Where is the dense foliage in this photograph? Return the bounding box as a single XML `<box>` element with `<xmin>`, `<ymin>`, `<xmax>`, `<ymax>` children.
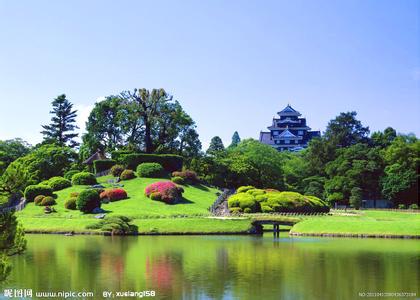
<box><xmin>110</xmin><ymin>164</ymin><xmax>125</xmax><ymax>177</ymax></box>
<box><xmin>82</xmin><ymin>89</ymin><xmax>201</xmax><ymax>156</ymax></box>
<box><xmin>64</xmin><ymin>197</ymin><xmax>77</xmax><ymax>210</ymax></box>
<box><xmin>71</xmin><ymin>172</ymin><xmax>97</xmax><ymax>185</ymax></box>
<box><xmin>47</xmin><ymin>176</ymin><xmax>71</xmax><ymax>191</ymax></box>
<box><xmin>76</xmin><ymin>189</ymin><xmax>101</xmax><ymax>213</ymax></box>
<box><xmin>24</xmin><ymin>185</ymin><xmax>53</xmax><ymax>202</ymax></box>
<box><xmin>136</xmin><ymin>163</ymin><xmax>165</xmax><ymax>178</ymax></box>
<box><xmin>228</xmin><ymin>187</ymin><xmax>330</xmax><ymax>213</ymax></box>
<box><xmin>0</xmin><ymin>139</ymin><xmax>31</xmax><ymax>175</ymax></box>
<box><xmin>144</xmin><ymin>181</ymin><xmax>184</xmax><ymax>204</ymax></box>
<box><xmin>86</xmin><ymin>215</ymin><xmax>137</xmax><ymax>234</ymax></box>
<box><xmin>171</xmin><ymin>170</ymin><xmax>199</xmax><ymax>184</ymax></box>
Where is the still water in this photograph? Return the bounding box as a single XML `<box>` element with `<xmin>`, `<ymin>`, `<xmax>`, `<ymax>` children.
<box><xmin>1</xmin><ymin>234</ymin><xmax>419</xmax><ymax>300</ymax></box>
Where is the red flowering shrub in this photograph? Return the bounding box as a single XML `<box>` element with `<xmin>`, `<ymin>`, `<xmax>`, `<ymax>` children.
<box><xmin>144</xmin><ymin>181</ymin><xmax>183</xmax><ymax>204</ymax></box>
<box><xmin>171</xmin><ymin>170</ymin><xmax>199</xmax><ymax>184</ymax></box>
<box><xmin>100</xmin><ymin>188</ymin><xmax>128</xmax><ymax>201</ymax></box>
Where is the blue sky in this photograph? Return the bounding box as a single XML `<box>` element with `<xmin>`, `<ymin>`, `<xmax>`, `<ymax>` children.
<box><xmin>0</xmin><ymin>0</ymin><xmax>419</xmax><ymax>149</ymax></box>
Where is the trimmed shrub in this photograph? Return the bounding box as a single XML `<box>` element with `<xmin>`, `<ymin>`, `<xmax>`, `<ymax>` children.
<box><xmin>409</xmin><ymin>204</ymin><xmax>419</xmax><ymax>210</ymax></box>
<box><xmin>237</xmin><ymin>186</ymin><xmax>255</xmax><ymax>193</ymax></box>
<box><xmin>86</xmin><ymin>215</ymin><xmax>137</xmax><ymax>234</ymax></box>
<box><xmin>229</xmin><ymin>186</ymin><xmax>330</xmax><ymax>214</ymax></box>
<box><xmin>171</xmin><ymin>170</ymin><xmax>198</xmax><ymax>184</ymax></box>
<box><xmin>120</xmin><ymin>169</ymin><xmax>136</xmax><ymax>181</ymax></box>
<box><xmin>144</xmin><ymin>181</ymin><xmax>184</xmax><ymax>204</ymax></box>
<box><xmin>76</xmin><ymin>189</ymin><xmax>101</xmax><ymax>213</ymax></box>
<box><xmin>171</xmin><ymin>176</ymin><xmax>185</xmax><ymax>185</ymax></box>
<box><xmin>34</xmin><ymin>195</ymin><xmax>45</xmax><ymax>206</ymax></box>
<box><xmin>230</xmin><ymin>207</ymin><xmax>242</xmax><ymax>215</ymax></box>
<box><xmin>398</xmin><ymin>204</ymin><xmax>406</xmax><ymax>209</ymax></box>
<box><xmin>40</xmin><ymin>196</ymin><xmax>56</xmax><ymax>206</ymax></box>
<box><xmin>93</xmin><ymin>159</ymin><xmax>116</xmax><ymax>174</ymax></box>
<box><xmin>64</xmin><ymin>170</ymin><xmax>80</xmax><ymax>181</ymax></box>
<box><xmin>228</xmin><ymin>193</ymin><xmax>259</xmax><ymax>213</ymax></box>
<box><xmin>111</xmin><ymin>150</ymin><xmax>135</xmax><ymax>162</ymax></box>
<box><xmin>137</xmin><ymin>163</ymin><xmax>165</xmax><ymax>178</ymax></box>
<box><xmin>70</xmin><ymin>192</ymin><xmax>79</xmax><ymax>198</ymax></box>
<box><xmin>48</xmin><ymin>176</ymin><xmax>71</xmax><ymax>191</ymax></box>
<box><xmin>110</xmin><ymin>164</ymin><xmax>125</xmax><ymax>177</ymax></box>
<box><xmin>71</xmin><ymin>172</ymin><xmax>97</xmax><ymax>185</ymax></box>
<box><xmin>99</xmin><ymin>188</ymin><xmax>128</xmax><ymax>202</ymax></box>
<box><xmin>64</xmin><ymin>197</ymin><xmax>77</xmax><ymax>210</ymax></box>
<box><xmin>123</xmin><ymin>153</ymin><xmax>183</xmax><ymax>172</ymax></box>
<box><xmin>24</xmin><ymin>185</ymin><xmax>53</xmax><ymax>202</ymax></box>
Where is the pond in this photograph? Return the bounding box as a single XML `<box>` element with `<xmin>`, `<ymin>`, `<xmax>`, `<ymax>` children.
<box><xmin>1</xmin><ymin>234</ymin><xmax>419</xmax><ymax>299</ymax></box>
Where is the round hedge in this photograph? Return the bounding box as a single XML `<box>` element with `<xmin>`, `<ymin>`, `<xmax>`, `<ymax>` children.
<box><xmin>120</xmin><ymin>169</ymin><xmax>136</xmax><ymax>181</ymax></box>
<box><xmin>144</xmin><ymin>181</ymin><xmax>183</xmax><ymax>204</ymax></box>
<box><xmin>110</xmin><ymin>164</ymin><xmax>125</xmax><ymax>177</ymax></box>
<box><xmin>64</xmin><ymin>197</ymin><xmax>77</xmax><ymax>210</ymax></box>
<box><xmin>71</xmin><ymin>172</ymin><xmax>97</xmax><ymax>185</ymax></box>
<box><xmin>76</xmin><ymin>189</ymin><xmax>101</xmax><ymax>213</ymax></box>
<box><xmin>24</xmin><ymin>185</ymin><xmax>53</xmax><ymax>202</ymax></box>
<box><xmin>48</xmin><ymin>176</ymin><xmax>71</xmax><ymax>191</ymax></box>
<box><xmin>40</xmin><ymin>196</ymin><xmax>56</xmax><ymax>206</ymax></box>
<box><xmin>136</xmin><ymin>163</ymin><xmax>165</xmax><ymax>178</ymax></box>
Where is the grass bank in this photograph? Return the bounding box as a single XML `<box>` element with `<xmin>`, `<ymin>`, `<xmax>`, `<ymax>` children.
<box><xmin>16</xmin><ymin>175</ymin><xmax>253</xmax><ymax>234</ymax></box>
<box><xmin>290</xmin><ymin>210</ymin><xmax>420</xmax><ymax>238</ymax></box>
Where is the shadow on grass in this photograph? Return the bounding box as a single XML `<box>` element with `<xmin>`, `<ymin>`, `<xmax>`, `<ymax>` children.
<box><xmin>182</xmin><ymin>183</ymin><xmax>210</xmax><ymax>191</ymax></box>
<box><xmin>174</xmin><ymin>197</ymin><xmax>194</xmax><ymax>205</ymax></box>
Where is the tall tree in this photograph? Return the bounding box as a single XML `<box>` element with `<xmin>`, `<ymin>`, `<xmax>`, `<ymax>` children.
<box><xmin>120</xmin><ymin>89</ymin><xmax>172</xmax><ymax>153</ymax></box>
<box><xmin>324</xmin><ymin>111</ymin><xmax>369</xmax><ymax>147</ymax></box>
<box><xmin>41</xmin><ymin>94</ymin><xmax>79</xmax><ymax>147</ymax></box>
<box><xmin>229</xmin><ymin>131</ymin><xmax>241</xmax><ymax>148</ymax></box>
<box><xmin>0</xmin><ymin>139</ymin><xmax>31</xmax><ymax>175</ymax></box>
<box><xmin>207</xmin><ymin>136</ymin><xmax>225</xmax><ymax>155</ymax></box>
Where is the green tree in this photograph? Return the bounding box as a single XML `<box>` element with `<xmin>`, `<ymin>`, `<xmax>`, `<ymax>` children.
<box><xmin>207</xmin><ymin>136</ymin><xmax>225</xmax><ymax>155</ymax></box>
<box><xmin>381</xmin><ymin>135</ymin><xmax>419</xmax><ymax>205</ymax></box>
<box><xmin>324</xmin><ymin>111</ymin><xmax>370</xmax><ymax>147</ymax></box>
<box><xmin>0</xmin><ymin>139</ymin><xmax>31</xmax><ymax>175</ymax></box>
<box><xmin>349</xmin><ymin>187</ymin><xmax>362</xmax><ymax>209</ymax></box>
<box><xmin>371</xmin><ymin>127</ymin><xmax>397</xmax><ymax>148</ymax></box>
<box><xmin>41</xmin><ymin>94</ymin><xmax>79</xmax><ymax>147</ymax></box>
<box><xmin>229</xmin><ymin>131</ymin><xmax>241</xmax><ymax>148</ymax></box>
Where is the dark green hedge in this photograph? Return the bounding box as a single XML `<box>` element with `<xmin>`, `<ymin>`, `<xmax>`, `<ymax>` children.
<box><xmin>111</xmin><ymin>150</ymin><xmax>136</xmax><ymax>162</ymax></box>
<box><xmin>122</xmin><ymin>154</ymin><xmax>183</xmax><ymax>172</ymax></box>
<box><xmin>93</xmin><ymin>159</ymin><xmax>116</xmax><ymax>174</ymax></box>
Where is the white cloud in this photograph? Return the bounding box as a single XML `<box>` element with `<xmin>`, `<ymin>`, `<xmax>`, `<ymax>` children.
<box><xmin>74</xmin><ymin>103</ymin><xmax>94</xmax><ymax>138</ymax></box>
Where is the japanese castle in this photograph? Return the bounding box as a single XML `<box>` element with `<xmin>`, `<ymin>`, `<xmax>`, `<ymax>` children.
<box><xmin>259</xmin><ymin>104</ymin><xmax>321</xmax><ymax>151</ymax></box>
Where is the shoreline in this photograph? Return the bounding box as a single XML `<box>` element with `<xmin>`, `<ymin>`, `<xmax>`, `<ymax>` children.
<box><xmin>289</xmin><ymin>231</ymin><xmax>420</xmax><ymax>239</ymax></box>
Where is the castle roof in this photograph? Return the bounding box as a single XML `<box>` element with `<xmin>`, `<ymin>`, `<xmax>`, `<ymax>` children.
<box><xmin>278</xmin><ymin>104</ymin><xmax>301</xmax><ymax>116</ymax></box>
<box><xmin>278</xmin><ymin>128</ymin><xmax>297</xmax><ymax>138</ymax></box>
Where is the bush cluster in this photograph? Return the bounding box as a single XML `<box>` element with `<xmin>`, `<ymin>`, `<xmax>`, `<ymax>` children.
<box><xmin>110</xmin><ymin>164</ymin><xmax>125</xmax><ymax>177</ymax></box>
<box><xmin>228</xmin><ymin>186</ymin><xmax>330</xmax><ymax>214</ymax></box>
<box><xmin>120</xmin><ymin>169</ymin><xmax>136</xmax><ymax>181</ymax></box>
<box><xmin>93</xmin><ymin>159</ymin><xmax>116</xmax><ymax>174</ymax></box>
<box><xmin>123</xmin><ymin>153</ymin><xmax>183</xmax><ymax>172</ymax></box>
<box><xmin>47</xmin><ymin>176</ymin><xmax>71</xmax><ymax>191</ymax></box>
<box><xmin>64</xmin><ymin>197</ymin><xmax>77</xmax><ymax>210</ymax></box>
<box><xmin>99</xmin><ymin>188</ymin><xmax>128</xmax><ymax>201</ymax></box>
<box><xmin>76</xmin><ymin>189</ymin><xmax>101</xmax><ymax>213</ymax></box>
<box><xmin>24</xmin><ymin>185</ymin><xmax>53</xmax><ymax>202</ymax></box>
<box><xmin>144</xmin><ymin>181</ymin><xmax>184</xmax><ymax>204</ymax></box>
<box><xmin>34</xmin><ymin>195</ymin><xmax>45</xmax><ymax>206</ymax></box>
<box><xmin>71</xmin><ymin>172</ymin><xmax>97</xmax><ymax>185</ymax></box>
<box><xmin>137</xmin><ymin>163</ymin><xmax>165</xmax><ymax>178</ymax></box>
<box><xmin>171</xmin><ymin>170</ymin><xmax>199</xmax><ymax>184</ymax></box>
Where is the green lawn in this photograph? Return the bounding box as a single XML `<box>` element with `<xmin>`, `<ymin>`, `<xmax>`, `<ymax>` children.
<box><xmin>16</xmin><ymin>175</ymin><xmax>254</xmax><ymax>234</ymax></box>
<box><xmin>290</xmin><ymin>210</ymin><xmax>420</xmax><ymax>237</ymax></box>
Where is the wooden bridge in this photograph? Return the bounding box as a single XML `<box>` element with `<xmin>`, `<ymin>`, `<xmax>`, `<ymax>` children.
<box><xmin>251</xmin><ymin>218</ymin><xmax>300</xmax><ymax>237</ymax></box>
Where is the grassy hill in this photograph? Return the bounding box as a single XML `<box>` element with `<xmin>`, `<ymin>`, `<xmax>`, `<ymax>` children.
<box><xmin>16</xmin><ymin>175</ymin><xmax>252</xmax><ymax>234</ymax></box>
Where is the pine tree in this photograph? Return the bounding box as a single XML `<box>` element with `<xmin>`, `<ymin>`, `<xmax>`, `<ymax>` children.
<box><xmin>229</xmin><ymin>131</ymin><xmax>241</xmax><ymax>148</ymax></box>
<box><xmin>207</xmin><ymin>136</ymin><xmax>225</xmax><ymax>155</ymax></box>
<box><xmin>41</xmin><ymin>94</ymin><xmax>79</xmax><ymax>147</ymax></box>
